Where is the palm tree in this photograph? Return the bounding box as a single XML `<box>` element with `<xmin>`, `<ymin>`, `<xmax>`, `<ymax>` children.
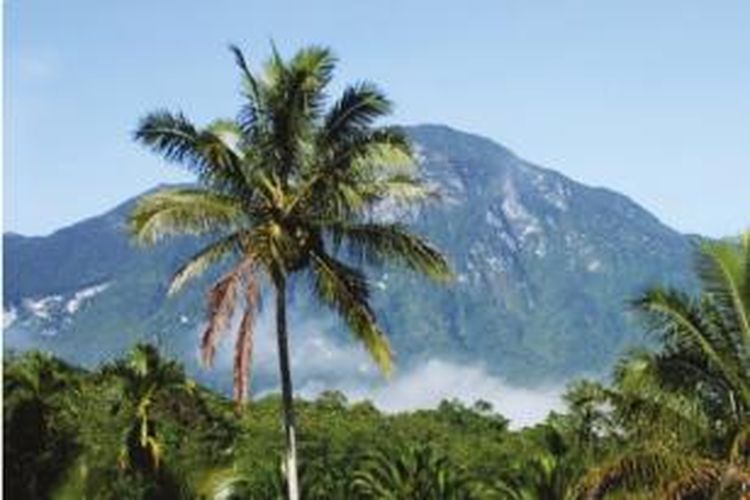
<box><xmin>130</xmin><ymin>44</ymin><xmax>451</xmax><ymax>499</ymax></box>
<box><xmin>104</xmin><ymin>344</ymin><xmax>192</xmax><ymax>475</ymax></box>
<box><xmin>578</xmin><ymin>234</ymin><xmax>750</xmax><ymax>498</ymax></box>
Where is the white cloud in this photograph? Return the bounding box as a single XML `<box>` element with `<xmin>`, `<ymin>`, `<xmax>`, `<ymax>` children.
<box><xmin>297</xmin><ymin>359</ymin><xmax>564</xmax><ymax>429</ymax></box>
<box><xmin>368</xmin><ymin>361</ymin><xmax>561</xmax><ymax>428</ymax></box>
<box><xmin>208</xmin><ymin>310</ymin><xmax>565</xmax><ymax>429</ymax></box>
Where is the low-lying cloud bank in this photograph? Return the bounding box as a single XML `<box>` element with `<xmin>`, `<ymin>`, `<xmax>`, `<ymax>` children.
<box><xmin>212</xmin><ymin>312</ymin><xmax>565</xmax><ymax>429</ymax></box>
<box><xmin>296</xmin><ymin>360</ymin><xmax>564</xmax><ymax>429</ymax></box>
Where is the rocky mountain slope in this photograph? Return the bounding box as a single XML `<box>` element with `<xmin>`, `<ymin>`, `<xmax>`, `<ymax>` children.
<box><xmin>3</xmin><ymin>125</ymin><xmax>696</xmax><ymax>390</ymax></box>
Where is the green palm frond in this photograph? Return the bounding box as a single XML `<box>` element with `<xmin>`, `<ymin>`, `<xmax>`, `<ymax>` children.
<box><xmin>134</xmin><ymin>111</ymin><xmax>249</xmax><ymax>195</ymax></box>
<box><xmin>195</xmin><ymin>466</ymin><xmax>261</xmax><ymax>500</ymax></box>
<box><xmin>325</xmin><ymin>126</ymin><xmax>413</xmax><ymax>176</ymax></box>
<box><xmin>596</xmin><ymin>235</ymin><xmax>750</xmax><ymax>500</ymax></box>
<box><xmin>697</xmin><ymin>237</ymin><xmax>750</xmax><ymax>350</ymax></box>
<box><xmin>205</xmin><ymin>119</ymin><xmax>244</xmax><ymax>158</ymax></box>
<box><xmin>322</xmin><ymin>82</ymin><xmax>393</xmax><ymax>145</ymax></box>
<box><xmin>632</xmin><ymin>286</ymin><xmax>750</xmax><ymax>407</ymax></box>
<box><xmin>351</xmin><ymin>445</ymin><xmax>483</xmax><ymax>500</ymax></box>
<box><xmin>350</xmin><ymin>133</ymin><xmax>414</xmax><ymax>174</ymax></box>
<box><xmin>362</xmin><ymin>173</ymin><xmax>438</xmax><ymax>203</ymax></box>
<box><xmin>609</xmin><ymin>352</ymin><xmax>712</xmax><ymax>446</ymax></box>
<box><xmin>650</xmin><ymin>347</ymin><xmax>720</xmax><ymax>394</ymax></box>
<box><xmin>259</xmin><ymin>45</ymin><xmax>337</xmax><ymax>181</ymax></box>
<box><xmin>168</xmin><ymin>233</ymin><xmax>241</xmax><ymax>295</ymax></box>
<box><xmin>288</xmin><ymin>45</ymin><xmax>336</xmax><ymax>113</ymax></box>
<box><xmin>129</xmin><ymin>188</ymin><xmax>246</xmax><ymax>245</ymax></box>
<box><xmin>310</xmin><ymin>251</ymin><xmax>393</xmax><ymax>374</ymax></box>
<box><xmin>327</xmin><ymin>222</ymin><xmax>452</xmax><ymax>282</ymax></box>
<box><xmin>229</xmin><ymin>44</ymin><xmax>264</xmax><ymax>108</ymax></box>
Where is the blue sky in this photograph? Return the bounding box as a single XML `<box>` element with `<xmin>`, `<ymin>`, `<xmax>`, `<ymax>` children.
<box><xmin>6</xmin><ymin>0</ymin><xmax>750</xmax><ymax>237</ymax></box>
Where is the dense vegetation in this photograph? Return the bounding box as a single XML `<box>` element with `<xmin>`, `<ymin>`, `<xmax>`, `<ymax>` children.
<box><xmin>0</xmin><ymin>346</ymin><xmax>603</xmax><ymax>499</ymax></box>
<box><xmin>5</xmin><ymin>233</ymin><xmax>750</xmax><ymax>498</ymax></box>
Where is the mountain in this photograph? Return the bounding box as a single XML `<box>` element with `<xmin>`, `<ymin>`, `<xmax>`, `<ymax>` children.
<box><xmin>3</xmin><ymin>125</ymin><xmax>696</xmax><ymax>391</ymax></box>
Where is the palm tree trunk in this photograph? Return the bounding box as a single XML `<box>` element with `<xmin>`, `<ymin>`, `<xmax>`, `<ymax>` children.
<box><xmin>275</xmin><ymin>276</ymin><xmax>299</xmax><ymax>500</ymax></box>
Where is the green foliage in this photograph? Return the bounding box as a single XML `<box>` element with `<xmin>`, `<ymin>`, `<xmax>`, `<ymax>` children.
<box><xmin>4</xmin><ymin>352</ymin><xmax>82</xmax><ymax>499</ymax></box>
<box><xmin>1</xmin><ymin>349</ymin><xmax>547</xmax><ymax>499</ymax></box>
<box><xmin>351</xmin><ymin>444</ymin><xmax>484</xmax><ymax>499</ymax></box>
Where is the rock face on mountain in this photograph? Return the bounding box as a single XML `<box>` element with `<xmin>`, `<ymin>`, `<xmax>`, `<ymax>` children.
<box><xmin>3</xmin><ymin>125</ymin><xmax>695</xmax><ymax>387</ymax></box>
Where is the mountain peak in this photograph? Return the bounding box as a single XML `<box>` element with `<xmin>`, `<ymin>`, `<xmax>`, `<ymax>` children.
<box><xmin>4</xmin><ymin>124</ymin><xmax>696</xmax><ymax>387</ymax></box>
<box><xmin>406</xmin><ymin>124</ymin><xmax>517</xmax><ymax>163</ymax></box>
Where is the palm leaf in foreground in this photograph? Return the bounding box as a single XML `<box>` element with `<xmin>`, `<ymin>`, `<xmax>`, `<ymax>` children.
<box><xmin>580</xmin><ymin>234</ymin><xmax>750</xmax><ymax>498</ymax></box>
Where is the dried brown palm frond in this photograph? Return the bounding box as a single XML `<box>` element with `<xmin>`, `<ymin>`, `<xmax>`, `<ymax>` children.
<box><xmin>200</xmin><ymin>271</ymin><xmax>241</xmax><ymax>367</ymax></box>
<box><xmin>664</xmin><ymin>461</ymin><xmax>750</xmax><ymax>499</ymax></box>
<box><xmin>577</xmin><ymin>447</ymin><xmax>714</xmax><ymax>499</ymax></box>
<box><xmin>233</xmin><ymin>271</ymin><xmax>260</xmax><ymax>405</ymax></box>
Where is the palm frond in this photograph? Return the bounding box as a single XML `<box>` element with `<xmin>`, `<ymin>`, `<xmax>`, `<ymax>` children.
<box><xmin>168</xmin><ymin>234</ymin><xmax>240</xmax><ymax>295</ymax></box>
<box><xmin>233</xmin><ymin>272</ymin><xmax>260</xmax><ymax>406</ymax></box>
<box><xmin>200</xmin><ymin>271</ymin><xmax>241</xmax><ymax>368</ymax></box>
<box><xmin>664</xmin><ymin>461</ymin><xmax>750</xmax><ymax>500</ymax></box>
<box><xmin>260</xmin><ymin>45</ymin><xmax>337</xmax><ymax>181</ymax></box>
<box><xmin>288</xmin><ymin>45</ymin><xmax>336</xmax><ymax>114</ymax></box>
<box><xmin>351</xmin><ymin>445</ymin><xmax>482</xmax><ymax>499</ymax></box>
<box><xmin>578</xmin><ymin>447</ymin><xmax>715</xmax><ymax>499</ymax></box>
<box><xmin>327</xmin><ymin>126</ymin><xmax>413</xmax><ymax>174</ymax></box>
<box><xmin>205</xmin><ymin>119</ymin><xmax>244</xmax><ymax>158</ymax></box>
<box><xmin>609</xmin><ymin>351</ymin><xmax>712</xmax><ymax>446</ymax></box>
<box><xmin>230</xmin><ymin>44</ymin><xmax>271</xmax><ymax>146</ymax></box>
<box><xmin>134</xmin><ymin>111</ymin><xmax>248</xmax><ymax>194</ymax></box>
<box><xmin>632</xmin><ymin>286</ymin><xmax>750</xmax><ymax>407</ymax></box>
<box><xmin>129</xmin><ymin>188</ymin><xmax>245</xmax><ymax>245</ymax></box>
<box><xmin>327</xmin><ymin>222</ymin><xmax>453</xmax><ymax>282</ymax></box>
<box><xmin>362</xmin><ymin>173</ymin><xmax>438</xmax><ymax>204</ymax></box>
<box><xmin>229</xmin><ymin>44</ymin><xmax>263</xmax><ymax>104</ymax></box>
<box><xmin>697</xmin><ymin>238</ymin><xmax>750</xmax><ymax>351</ymax></box>
<box><xmin>309</xmin><ymin>252</ymin><xmax>393</xmax><ymax>374</ymax></box>
<box><xmin>322</xmin><ymin>82</ymin><xmax>392</xmax><ymax>145</ymax></box>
